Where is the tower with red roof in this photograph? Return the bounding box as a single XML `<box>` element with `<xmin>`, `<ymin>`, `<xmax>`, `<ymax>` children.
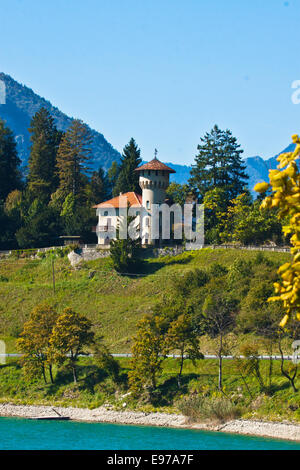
<box><xmin>93</xmin><ymin>155</ymin><xmax>176</xmax><ymax>245</ymax></box>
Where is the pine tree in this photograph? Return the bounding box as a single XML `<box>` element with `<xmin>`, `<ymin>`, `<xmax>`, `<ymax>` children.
<box><xmin>89</xmin><ymin>167</ymin><xmax>110</xmax><ymax>204</ymax></box>
<box><xmin>107</xmin><ymin>161</ymin><xmax>120</xmax><ymax>198</ymax></box>
<box><xmin>56</xmin><ymin>119</ymin><xmax>93</xmax><ymax>199</ymax></box>
<box><xmin>113</xmin><ymin>138</ymin><xmax>141</xmax><ymax>196</ymax></box>
<box><xmin>110</xmin><ymin>214</ymin><xmax>141</xmax><ymax>273</ymax></box>
<box><xmin>28</xmin><ymin>108</ymin><xmax>62</xmax><ymax>199</ymax></box>
<box><xmin>189</xmin><ymin>125</ymin><xmax>248</xmax><ymax>202</ymax></box>
<box><xmin>0</xmin><ymin>119</ymin><xmax>21</xmax><ymax>201</ymax></box>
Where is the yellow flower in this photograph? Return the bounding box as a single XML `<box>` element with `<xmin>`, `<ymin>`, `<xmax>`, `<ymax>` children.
<box><xmin>279</xmin><ymin>315</ymin><xmax>289</xmax><ymax>328</ymax></box>
<box><xmin>254</xmin><ymin>182</ymin><xmax>270</xmax><ymax>193</ymax></box>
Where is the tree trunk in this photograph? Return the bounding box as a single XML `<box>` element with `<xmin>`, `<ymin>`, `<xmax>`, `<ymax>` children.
<box><xmin>178</xmin><ymin>351</ymin><xmax>184</xmax><ymax>387</ymax></box>
<box><xmin>42</xmin><ymin>366</ymin><xmax>47</xmax><ymax>384</ymax></box>
<box><xmin>72</xmin><ymin>366</ymin><xmax>77</xmax><ymax>384</ymax></box>
<box><xmin>49</xmin><ymin>365</ymin><xmax>54</xmax><ymax>384</ymax></box>
<box><xmin>278</xmin><ymin>339</ymin><xmax>298</xmax><ymax>393</ymax></box>
<box><xmin>151</xmin><ymin>373</ymin><xmax>156</xmax><ymax>391</ymax></box>
<box><xmin>218</xmin><ymin>334</ymin><xmax>223</xmax><ymax>390</ymax></box>
<box><xmin>268</xmin><ymin>342</ymin><xmax>273</xmax><ymax>389</ymax></box>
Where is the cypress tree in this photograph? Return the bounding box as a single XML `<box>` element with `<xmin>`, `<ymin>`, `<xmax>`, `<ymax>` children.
<box><xmin>189</xmin><ymin>125</ymin><xmax>248</xmax><ymax>202</ymax></box>
<box><xmin>28</xmin><ymin>107</ymin><xmax>61</xmax><ymax>199</ymax></box>
<box><xmin>113</xmin><ymin>138</ymin><xmax>141</xmax><ymax>196</ymax></box>
<box><xmin>0</xmin><ymin>119</ymin><xmax>21</xmax><ymax>201</ymax></box>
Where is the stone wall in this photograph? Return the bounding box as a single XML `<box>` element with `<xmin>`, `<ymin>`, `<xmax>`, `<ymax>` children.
<box><xmin>68</xmin><ymin>247</ymin><xmax>110</xmax><ymax>267</ymax></box>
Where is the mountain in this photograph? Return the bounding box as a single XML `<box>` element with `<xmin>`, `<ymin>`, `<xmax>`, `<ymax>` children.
<box><xmin>0</xmin><ymin>73</ymin><xmax>296</xmax><ymax>194</ymax></box>
<box><xmin>0</xmin><ymin>73</ymin><xmax>121</xmax><ymax>172</ymax></box>
<box><xmin>165</xmin><ymin>144</ymin><xmax>297</xmax><ymax>196</ymax></box>
<box><xmin>245</xmin><ymin>143</ymin><xmax>296</xmax><ymax>195</ymax></box>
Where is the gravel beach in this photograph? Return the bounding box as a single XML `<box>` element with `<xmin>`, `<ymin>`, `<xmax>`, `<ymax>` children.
<box><xmin>0</xmin><ymin>403</ymin><xmax>299</xmax><ymax>442</ymax></box>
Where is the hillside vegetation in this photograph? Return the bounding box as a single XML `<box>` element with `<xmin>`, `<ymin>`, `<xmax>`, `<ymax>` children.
<box><xmin>0</xmin><ymin>248</ymin><xmax>290</xmax><ymax>353</ymax></box>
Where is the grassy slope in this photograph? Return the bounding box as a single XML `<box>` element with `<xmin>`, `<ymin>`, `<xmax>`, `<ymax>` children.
<box><xmin>0</xmin><ymin>249</ymin><xmax>299</xmax><ymax>422</ymax></box>
<box><xmin>0</xmin><ymin>248</ymin><xmax>290</xmax><ymax>353</ymax></box>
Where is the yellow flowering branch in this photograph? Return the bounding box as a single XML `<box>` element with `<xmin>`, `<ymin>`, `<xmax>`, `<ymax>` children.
<box><xmin>254</xmin><ymin>134</ymin><xmax>300</xmax><ymax>326</ymax></box>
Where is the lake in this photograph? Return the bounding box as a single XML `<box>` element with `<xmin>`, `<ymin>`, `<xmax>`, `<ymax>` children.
<box><xmin>0</xmin><ymin>417</ymin><xmax>299</xmax><ymax>450</ymax></box>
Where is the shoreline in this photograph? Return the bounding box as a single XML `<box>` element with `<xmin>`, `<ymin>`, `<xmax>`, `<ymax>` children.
<box><xmin>0</xmin><ymin>404</ymin><xmax>299</xmax><ymax>443</ymax></box>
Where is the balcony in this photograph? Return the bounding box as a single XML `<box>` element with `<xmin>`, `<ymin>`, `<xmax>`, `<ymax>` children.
<box><xmin>92</xmin><ymin>225</ymin><xmax>114</xmax><ymax>233</ymax></box>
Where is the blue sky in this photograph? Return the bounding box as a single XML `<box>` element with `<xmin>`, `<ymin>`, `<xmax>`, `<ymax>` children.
<box><xmin>1</xmin><ymin>0</ymin><xmax>299</xmax><ymax>165</ymax></box>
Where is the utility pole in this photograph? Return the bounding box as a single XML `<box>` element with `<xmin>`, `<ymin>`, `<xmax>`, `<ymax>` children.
<box><xmin>52</xmin><ymin>258</ymin><xmax>56</xmax><ymax>294</ymax></box>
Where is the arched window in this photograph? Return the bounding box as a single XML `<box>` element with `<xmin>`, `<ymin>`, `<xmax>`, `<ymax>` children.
<box><xmin>146</xmin><ymin>201</ymin><xmax>150</xmax><ymax>209</ymax></box>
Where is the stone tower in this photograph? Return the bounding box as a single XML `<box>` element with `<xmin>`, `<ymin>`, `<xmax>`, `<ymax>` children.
<box><xmin>134</xmin><ymin>156</ymin><xmax>176</xmax><ymax>244</ymax></box>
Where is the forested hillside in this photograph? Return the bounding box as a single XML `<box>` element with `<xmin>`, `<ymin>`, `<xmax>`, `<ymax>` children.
<box><xmin>0</xmin><ymin>73</ymin><xmax>121</xmax><ymax>171</ymax></box>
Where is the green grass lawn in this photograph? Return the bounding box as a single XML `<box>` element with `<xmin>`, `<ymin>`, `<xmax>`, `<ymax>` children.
<box><xmin>0</xmin><ymin>248</ymin><xmax>290</xmax><ymax>353</ymax></box>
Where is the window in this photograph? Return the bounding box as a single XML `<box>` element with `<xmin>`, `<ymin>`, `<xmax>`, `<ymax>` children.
<box><xmin>146</xmin><ymin>201</ymin><xmax>150</xmax><ymax>209</ymax></box>
<box><xmin>104</xmin><ymin>211</ymin><xmax>108</xmax><ymax>216</ymax></box>
<box><xmin>145</xmin><ymin>217</ymin><xmax>150</xmax><ymax>227</ymax></box>
<box><xmin>155</xmin><ymin>170</ymin><xmax>158</xmax><ymax>176</ymax></box>
<box><xmin>148</xmin><ymin>170</ymin><xmax>151</xmax><ymax>176</ymax></box>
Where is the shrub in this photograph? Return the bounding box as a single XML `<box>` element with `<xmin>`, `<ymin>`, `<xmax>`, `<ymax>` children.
<box><xmin>177</xmin><ymin>395</ymin><xmax>243</xmax><ymax>423</ymax></box>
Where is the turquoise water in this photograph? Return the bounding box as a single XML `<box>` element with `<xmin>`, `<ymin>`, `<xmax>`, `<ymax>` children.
<box><xmin>0</xmin><ymin>417</ymin><xmax>299</xmax><ymax>450</ymax></box>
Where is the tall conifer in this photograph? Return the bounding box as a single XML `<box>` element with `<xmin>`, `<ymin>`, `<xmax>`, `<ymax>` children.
<box><xmin>56</xmin><ymin>119</ymin><xmax>93</xmax><ymax>199</ymax></box>
<box><xmin>189</xmin><ymin>125</ymin><xmax>248</xmax><ymax>202</ymax></box>
<box><xmin>28</xmin><ymin>107</ymin><xmax>61</xmax><ymax>199</ymax></box>
<box><xmin>113</xmin><ymin>138</ymin><xmax>141</xmax><ymax>196</ymax></box>
<box><xmin>0</xmin><ymin>119</ymin><xmax>21</xmax><ymax>201</ymax></box>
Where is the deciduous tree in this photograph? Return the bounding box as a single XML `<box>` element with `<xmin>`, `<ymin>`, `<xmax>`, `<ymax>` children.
<box><xmin>17</xmin><ymin>304</ymin><xmax>58</xmax><ymax>384</ymax></box>
<box><xmin>49</xmin><ymin>308</ymin><xmax>94</xmax><ymax>384</ymax></box>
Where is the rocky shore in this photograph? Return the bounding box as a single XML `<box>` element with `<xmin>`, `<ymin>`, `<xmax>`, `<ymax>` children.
<box><xmin>0</xmin><ymin>403</ymin><xmax>299</xmax><ymax>442</ymax></box>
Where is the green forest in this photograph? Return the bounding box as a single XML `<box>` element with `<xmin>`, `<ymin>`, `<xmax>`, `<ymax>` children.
<box><xmin>0</xmin><ymin>109</ymin><xmax>286</xmax><ymax>250</ymax></box>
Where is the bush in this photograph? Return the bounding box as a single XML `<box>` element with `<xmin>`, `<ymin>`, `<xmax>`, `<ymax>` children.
<box><xmin>177</xmin><ymin>395</ymin><xmax>243</xmax><ymax>423</ymax></box>
<box><xmin>94</xmin><ymin>345</ymin><xmax>120</xmax><ymax>382</ymax></box>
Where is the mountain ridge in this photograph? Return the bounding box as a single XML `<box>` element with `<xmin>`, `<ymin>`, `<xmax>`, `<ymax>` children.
<box><xmin>0</xmin><ymin>73</ymin><xmax>121</xmax><ymax>171</ymax></box>
<box><xmin>0</xmin><ymin>73</ymin><xmax>296</xmax><ymax>193</ymax></box>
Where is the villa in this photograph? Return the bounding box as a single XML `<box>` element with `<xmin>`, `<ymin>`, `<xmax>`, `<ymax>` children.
<box><xmin>93</xmin><ymin>156</ymin><xmax>176</xmax><ymax>246</ymax></box>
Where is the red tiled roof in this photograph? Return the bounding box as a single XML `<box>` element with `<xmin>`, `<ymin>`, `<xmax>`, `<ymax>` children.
<box><xmin>134</xmin><ymin>158</ymin><xmax>176</xmax><ymax>173</ymax></box>
<box><xmin>93</xmin><ymin>192</ymin><xmax>142</xmax><ymax>209</ymax></box>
